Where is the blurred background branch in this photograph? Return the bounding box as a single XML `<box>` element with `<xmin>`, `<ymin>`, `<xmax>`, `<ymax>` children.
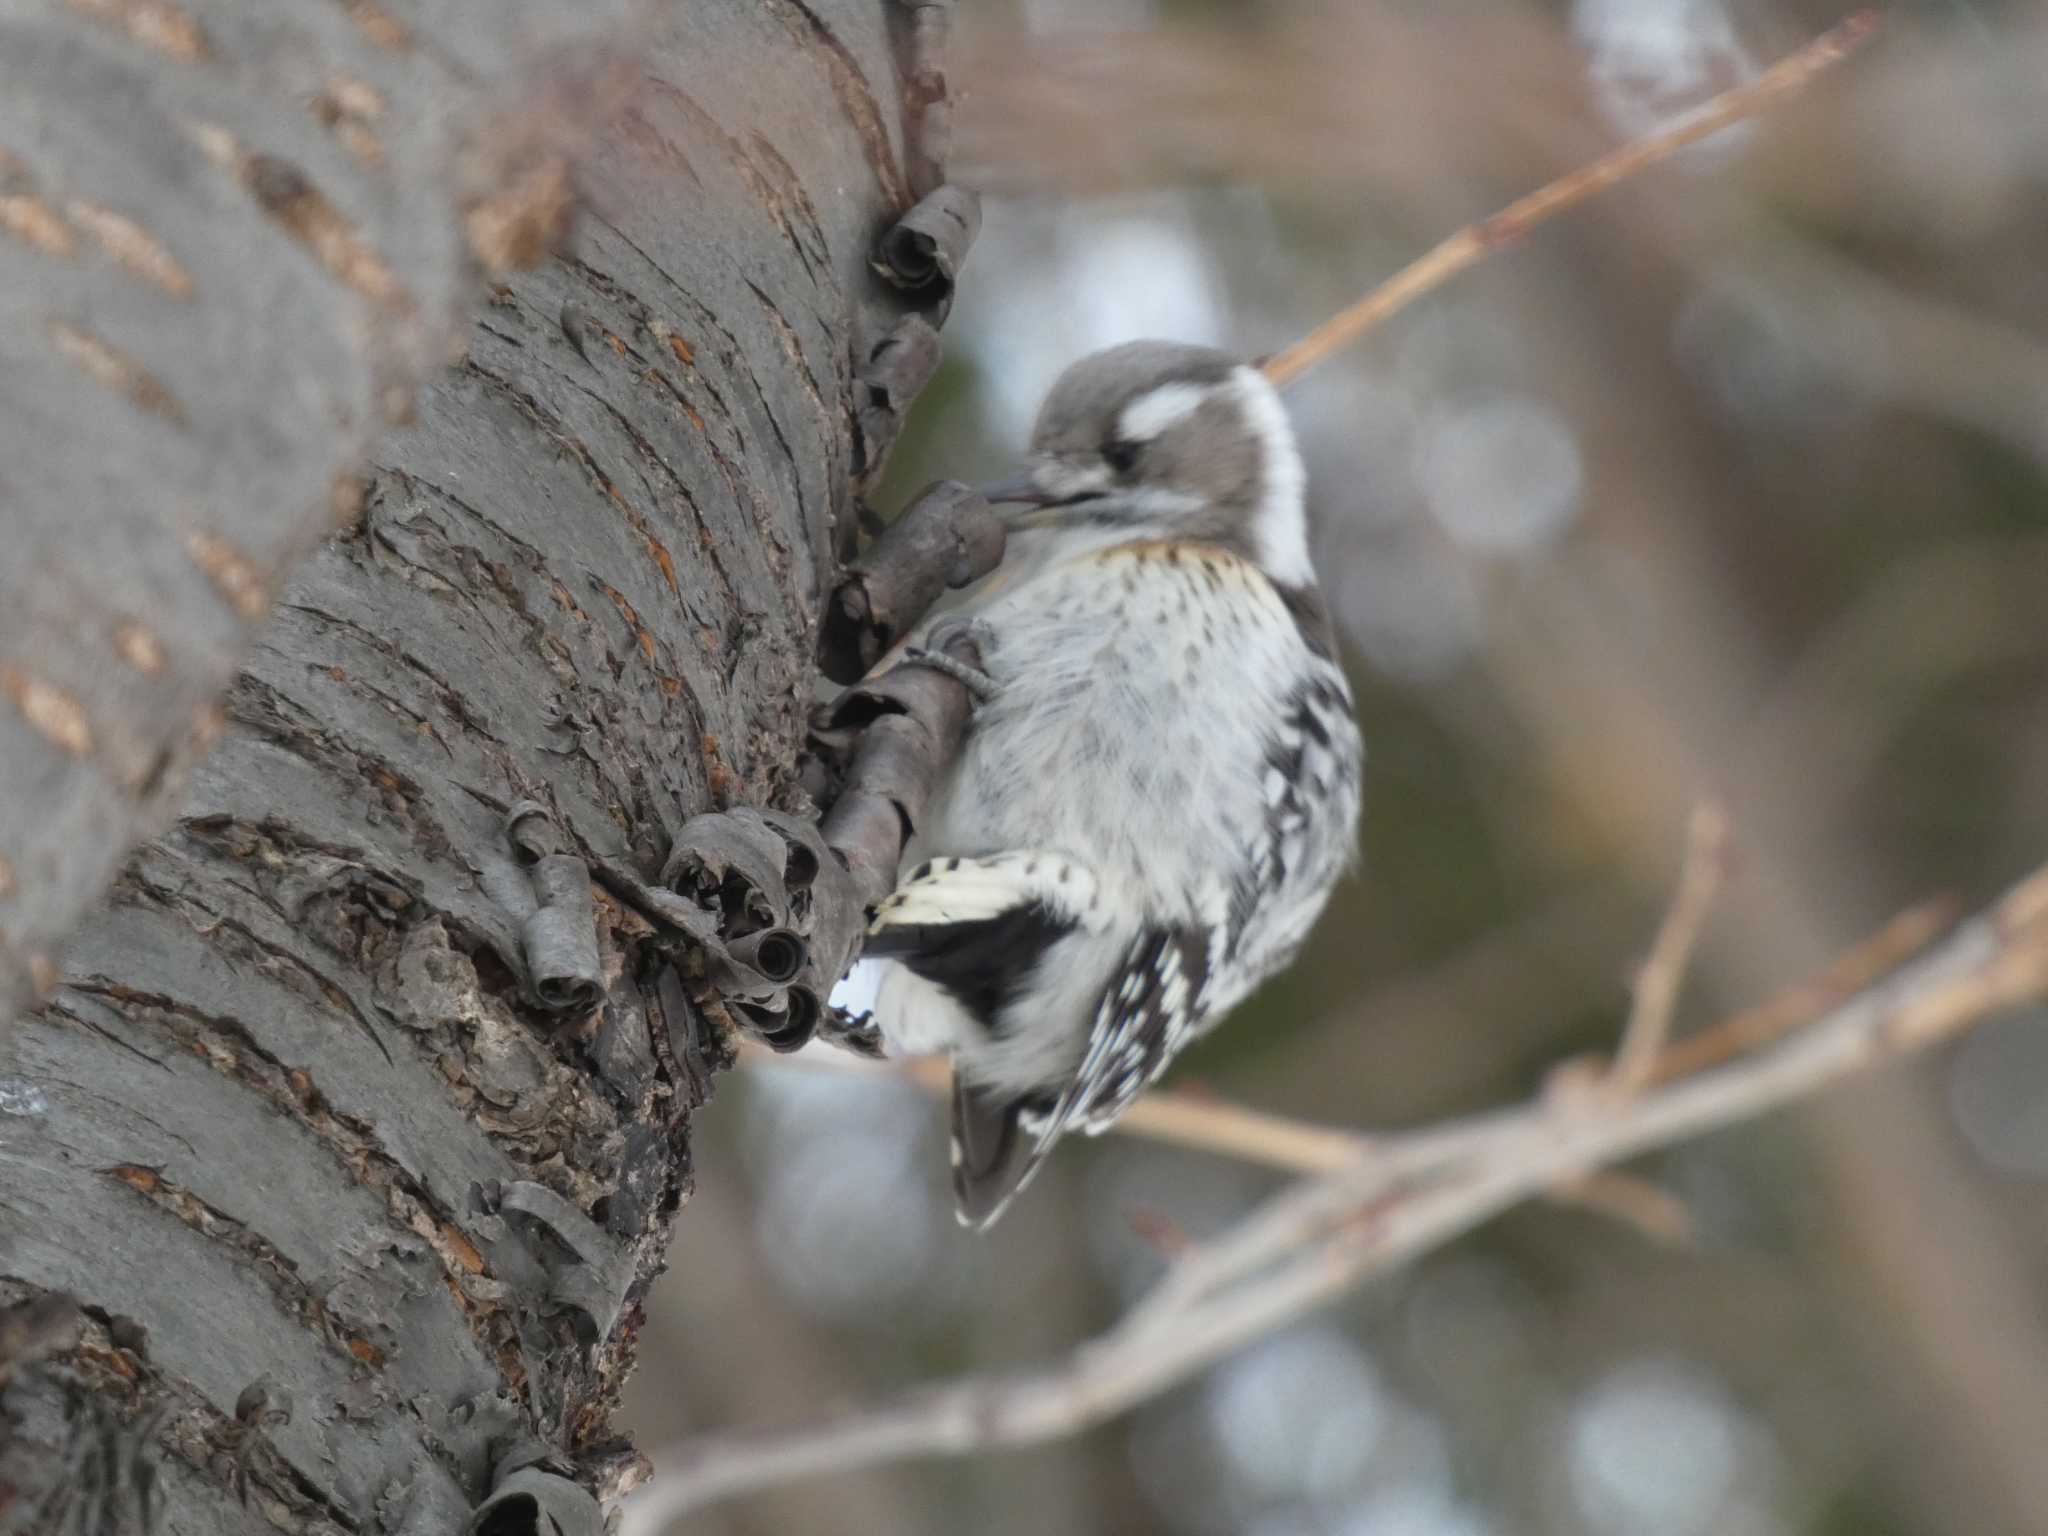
<box><xmin>1611</xmin><ymin>800</ymin><xmax>1733</xmax><ymax>1089</ymax></box>
<box><xmin>737</xmin><ymin>1041</ymin><xmax>1376</xmax><ymax>1176</ymax></box>
<box><xmin>1261</xmin><ymin>12</ymin><xmax>1877</xmax><ymax>386</ymax></box>
<box><xmin>628</xmin><ymin>863</ymin><xmax>2048</xmax><ymax>1527</ymax></box>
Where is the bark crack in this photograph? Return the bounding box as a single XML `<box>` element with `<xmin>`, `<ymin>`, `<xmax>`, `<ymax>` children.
<box><xmin>20</xmin><ymin>1062</ymin><xmax>194</xmax><ymax>1155</ymax></box>
<box><xmin>113</xmin><ymin>865</ymin><xmax>395</xmax><ymax>1066</ymax></box>
<box><xmin>768</xmin><ymin>0</ymin><xmax>911</xmax><ymax>210</ymax></box>
<box><xmin>277</xmin><ymin>600</ymin><xmax>504</xmax><ymax>750</ymax></box>
<box><xmin>457</xmin><ymin>357</ymin><xmax>694</xmax><ymax>613</ymax></box>
<box><xmin>55</xmin><ymin>980</ymin><xmax>506</xmax><ymax>1350</ymax></box>
<box><xmin>97</xmin><ymin>1162</ymin><xmax>394</xmax><ymax>1371</ymax></box>
<box><xmin>742</xmin><ymin>278</ymin><xmax>832</xmax><ymax>440</ymax></box>
<box><xmin>560</xmin><ymin>375</ymin><xmax>742</xmax><ymax>614</ymax></box>
<box><xmin>365</xmin><ymin>469</ymin><xmax>588</xmax><ymax>692</ymax></box>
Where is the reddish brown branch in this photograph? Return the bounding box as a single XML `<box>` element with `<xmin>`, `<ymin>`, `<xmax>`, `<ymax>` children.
<box><xmin>1260</xmin><ymin>11</ymin><xmax>1881</xmax><ymax>388</ymax></box>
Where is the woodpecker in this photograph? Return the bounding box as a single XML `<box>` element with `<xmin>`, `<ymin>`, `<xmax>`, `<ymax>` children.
<box><xmin>841</xmin><ymin>340</ymin><xmax>1362</xmax><ymax>1227</ymax></box>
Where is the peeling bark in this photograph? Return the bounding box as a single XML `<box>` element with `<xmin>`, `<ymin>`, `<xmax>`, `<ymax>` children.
<box><xmin>0</xmin><ymin>0</ymin><xmax>653</xmax><ymax>1025</ymax></box>
<box><xmin>1</xmin><ymin>1</ymin><xmax>959</xmax><ymax>1527</ymax></box>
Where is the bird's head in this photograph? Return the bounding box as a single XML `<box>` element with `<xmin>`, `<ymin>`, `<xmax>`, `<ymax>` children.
<box><xmin>982</xmin><ymin>340</ymin><xmax>1312</xmax><ymax>587</ymax></box>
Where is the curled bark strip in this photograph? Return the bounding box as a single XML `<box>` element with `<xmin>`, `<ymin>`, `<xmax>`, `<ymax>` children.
<box><xmin>497</xmin><ymin>1181</ymin><xmax>635</xmax><ymax>1346</ymax></box>
<box><xmin>744</xmin><ymin>809</ymin><xmax>866</xmax><ymax>1048</ymax></box>
<box><xmin>803</xmin><ymin>632</ymin><xmax>984</xmax><ymax>1047</ymax></box>
<box><xmin>465</xmin><ymin>1464</ymin><xmax>605</xmax><ymax>1536</ymax></box>
<box><xmin>522</xmin><ymin>855</ymin><xmax>603</xmax><ymax>1013</ymax></box>
<box><xmin>764</xmin><ymin>815</ymin><xmax>821</xmax><ymax>892</ymax></box>
<box><xmin>724</xmin><ymin>927</ymin><xmax>807</xmax><ymax>985</ymax></box>
<box><xmin>854</xmin><ymin>313</ymin><xmax>942</xmax><ymax>475</ymax></box>
<box><xmin>656</xmin><ymin>965</ymin><xmax>726</xmax><ymax>1111</ymax></box>
<box><xmin>871</xmin><ymin>183</ymin><xmax>979</xmax><ymax>314</ymax></box>
<box><xmin>816</xmin><ymin>631</ymin><xmax>981</xmax><ymax>911</ymax></box>
<box><xmin>704</xmin><ymin>940</ymin><xmax>805</xmax><ymax>1011</ymax></box>
<box><xmin>505</xmin><ymin>799</ymin><xmax>564</xmax><ymax>861</ymax></box>
<box><xmin>587</xmin><ymin>853</ymin><xmax>716</xmax><ymax>945</ymax></box>
<box><xmin>501</xmin><ymin>805</ymin><xmax>602</xmax><ymax>1012</ymax></box>
<box><xmin>623</xmin><ymin>809</ymin><xmax>859</xmax><ymax>1054</ymax></box>
<box><xmin>731</xmin><ymin>989</ymin><xmax>818</xmax><ymax>1054</ymax></box>
<box><xmin>818</xmin><ymin>480</ymin><xmax>1006</xmax><ymax>684</ymax></box>
<box><xmin>234</xmin><ymin>1376</ymin><xmax>291</xmax><ymax>1429</ymax></box>
<box><xmin>662</xmin><ymin>810</ymin><xmax>789</xmax><ymax>933</ymax></box>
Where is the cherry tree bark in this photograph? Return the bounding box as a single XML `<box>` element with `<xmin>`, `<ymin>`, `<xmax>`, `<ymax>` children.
<box><xmin>0</xmin><ymin>1</ymin><xmax>958</xmax><ymax>1528</ymax></box>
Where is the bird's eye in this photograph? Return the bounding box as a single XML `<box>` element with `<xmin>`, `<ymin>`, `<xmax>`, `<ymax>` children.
<box><xmin>1103</xmin><ymin>440</ymin><xmax>1141</xmax><ymax>475</ymax></box>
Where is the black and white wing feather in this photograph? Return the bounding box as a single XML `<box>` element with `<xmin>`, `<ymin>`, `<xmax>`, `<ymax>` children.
<box><xmin>1061</xmin><ymin>926</ymin><xmax>1216</xmax><ymax>1133</ymax></box>
<box><xmin>1218</xmin><ymin>665</ymin><xmax>1361</xmax><ymax>1012</ymax></box>
<box><xmin>970</xmin><ymin>923</ymin><xmax>1217</xmax><ymax>1228</ymax></box>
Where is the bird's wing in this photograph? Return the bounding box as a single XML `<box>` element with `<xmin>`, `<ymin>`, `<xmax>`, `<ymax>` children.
<box><xmin>863</xmin><ymin>854</ymin><xmax>1213</xmax><ymax>1227</ymax></box>
<box><xmin>957</xmin><ymin>923</ymin><xmax>1217</xmax><ymax>1230</ymax></box>
<box><xmin>861</xmin><ymin>851</ymin><xmax>1119</xmax><ymax>1226</ymax></box>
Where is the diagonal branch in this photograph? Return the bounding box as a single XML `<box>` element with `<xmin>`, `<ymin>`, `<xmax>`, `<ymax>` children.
<box><xmin>739</xmin><ymin>1040</ymin><xmax>1375</xmax><ymax>1174</ymax></box>
<box><xmin>1646</xmin><ymin>894</ymin><xmax>1963</xmax><ymax>1084</ymax></box>
<box><xmin>624</xmin><ymin>862</ymin><xmax>2048</xmax><ymax>1528</ymax></box>
<box><xmin>1610</xmin><ymin>801</ymin><xmax>1731</xmax><ymax>1091</ymax></box>
<box><xmin>1259</xmin><ymin>10</ymin><xmax>1881</xmax><ymax>388</ymax></box>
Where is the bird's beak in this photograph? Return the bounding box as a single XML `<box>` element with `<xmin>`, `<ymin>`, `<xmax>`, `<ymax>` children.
<box><xmin>977</xmin><ymin>471</ymin><xmax>1055</xmax><ymax>508</ymax></box>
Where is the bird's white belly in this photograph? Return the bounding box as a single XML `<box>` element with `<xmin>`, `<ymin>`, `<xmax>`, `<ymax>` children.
<box><xmin>915</xmin><ymin>543</ymin><xmax>1300</xmax><ymax>928</ymax></box>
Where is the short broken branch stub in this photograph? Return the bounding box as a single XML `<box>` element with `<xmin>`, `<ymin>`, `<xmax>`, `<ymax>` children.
<box><xmin>819</xmin><ymin>480</ymin><xmax>1005</xmax><ymax>685</ymax></box>
<box><xmin>871</xmin><ymin>184</ymin><xmax>980</xmax><ymax>316</ymax></box>
<box><xmin>853</xmin><ymin>314</ymin><xmax>944</xmax><ymax>477</ymax></box>
<box><xmin>500</xmin><ymin>803</ymin><xmax>604</xmax><ymax>1014</ymax></box>
<box><xmin>816</xmin><ymin>628</ymin><xmax>983</xmax><ymax>916</ymax></box>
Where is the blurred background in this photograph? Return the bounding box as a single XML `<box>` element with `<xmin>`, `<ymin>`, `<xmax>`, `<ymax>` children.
<box><xmin>625</xmin><ymin>0</ymin><xmax>2048</xmax><ymax>1531</ymax></box>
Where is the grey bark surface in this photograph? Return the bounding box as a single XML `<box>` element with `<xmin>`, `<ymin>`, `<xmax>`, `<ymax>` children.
<box><xmin>0</xmin><ymin>1</ymin><xmax>950</xmax><ymax>1527</ymax></box>
<box><xmin>0</xmin><ymin>0</ymin><xmax>659</xmax><ymax>1025</ymax></box>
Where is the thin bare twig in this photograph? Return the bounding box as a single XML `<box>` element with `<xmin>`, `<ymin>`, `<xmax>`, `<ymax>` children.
<box><xmin>1610</xmin><ymin>802</ymin><xmax>1732</xmax><ymax>1091</ymax></box>
<box><xmin>1646</xmin><ymin>894</ymin><xmax>1961</xmax><ymax>1084</ymax></box>
<box><xmin>741</xmin><ymin>1039</ymin><xmax>1373</xmax><ymax>1175</ymax></box>
<box><xmin>1550</xmin><ymin>1170</ymin><xmax>1695</xmax><ymax>1247</ymax></box>
<box><xmin>1259</xmin><ymin>10</ymin><xmax>1881</xmax><ymax>388</ymax></box>
<box><xmin>748</xmin><ymin>1037</ymin><xmax>1694</xmax><ymax>1251</ymax></box>
<box><xmin>749</xmin><ymin>1043</ymin><xmax>1691</xmax><ymax>1250</ymax></box>
<box><xmin>625</xmin><ymin>864</ymin><xmax>2048</xmax><ymax>1529</ymax></box>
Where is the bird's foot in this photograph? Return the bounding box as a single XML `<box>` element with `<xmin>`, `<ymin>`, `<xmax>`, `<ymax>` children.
<box><xmin>904</xmin><ymin>616</ymin><xmax>998</xmax><ymax>703</ymax></box>
<box><xmin>818</xmin><ymin>1005</ymin><xmax>889</xmax><ymax>1059</ymax></box>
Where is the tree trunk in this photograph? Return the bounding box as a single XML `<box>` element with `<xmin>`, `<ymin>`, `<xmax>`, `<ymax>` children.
<box><xmin>1</xmin><ymin>2</ymin><xmax>947</xmax><ymax>1528</ymax></box>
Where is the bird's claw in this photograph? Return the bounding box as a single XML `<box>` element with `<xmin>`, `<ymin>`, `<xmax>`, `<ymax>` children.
<box><xmin>820</xmin><ymin>1006</ymin><xmax>888</xmax><ymax>1059</ymax></box>
<box><xmin>903</xmin><ymin>648</ymin><xmax>998</xmax><ymax>702</ymax></box>
<box><xmin>905</xmin><ymin>617</ymin><xmax>998</xmax><ymax>703</ymax></box>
